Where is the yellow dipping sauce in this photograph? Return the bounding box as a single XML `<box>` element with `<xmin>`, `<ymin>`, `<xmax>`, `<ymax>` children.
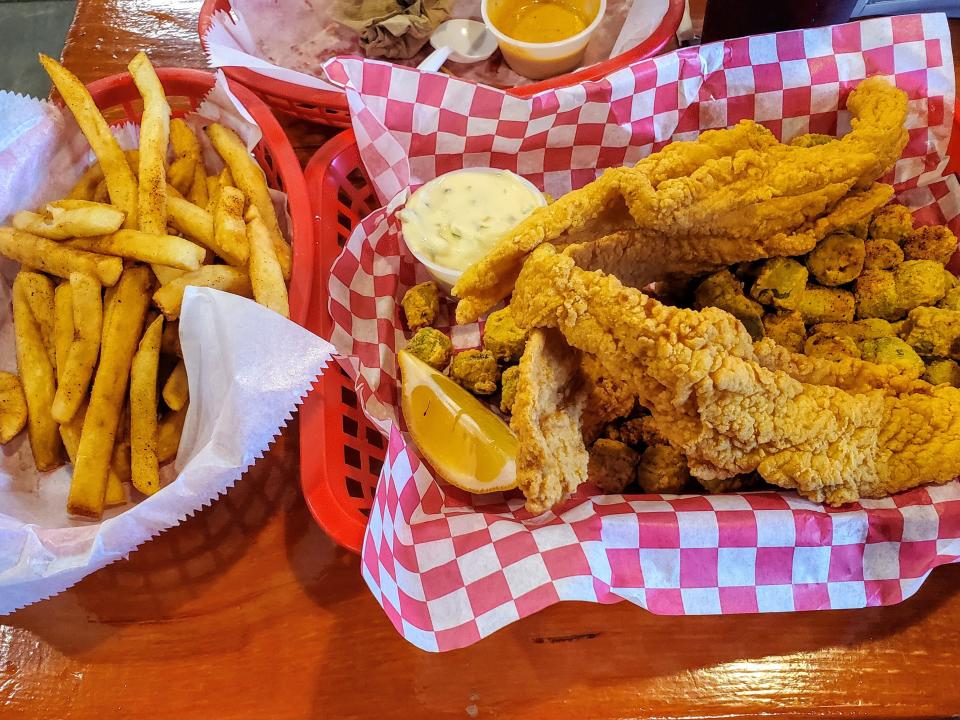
<box><xmin>399</xmin><ymin>169</ymin><xmax>543</xmax><ymax>272</ymax></box>
<box><xmin>493</xmin><ymin>0</ymin><xmax>589</xmax><ymax>43</ymax></box>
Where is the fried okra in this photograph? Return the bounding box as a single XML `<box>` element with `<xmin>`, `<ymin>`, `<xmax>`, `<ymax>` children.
<box><xmin>903</xmin><ymin>225</ymin><xmax>957</xmax><ymax>265</ymax></box>
<box><xmin>405</xmin><ymin>328</ymin><xmax>452</xmax><ymax>370</ymax></box>
<box><xmin>863</xmin><ymin>238</ymin><xmax>904</xmax><ymax>270</ymax></box>
<box><xmin>804</xmin><ymin>333</ymin><xmax>861</xmax><ymax>360</ymax></box>
<box><xmin>401</xmin><ymin>281</ymin><xmax>439</xmax><ymax>331</ymax></box>
<box><xmin>900</xmin><ymin>307</ymin><xmax>960</xmax><ymax>359</ymax></box>
<box><xmin>845</xmin><ymin>216</ymin><xmax>871</xmax><ymax>240</ymax></box>
<box><xmin>806</xmin><ymin>232</ymin><xmax>865</xmax><ymax>286</ymax></box>
<box><xmin>750</xmin><ymin>258</ymin><xmax>808</xmax><ymax>309</ymax></box>
<box><xmin>939</xmin><ymin>286</ymin><xmax>960</xmax><ymax>310</ymax></box>
<box><xmin>696</xmin><ymin>474</ymin><xmax>761</xmax><ymax>494</ymax></box>
<box><xmin>636</xmin><ymin>445</ymin><xmax>690</xmax><ymax>494</ymax></box>
<box><xmin>855</xmin><ymin>261</ymin><xmax>948</xmax><ymax>320</ymax></box>
<box><xmin>588</xmin><ymin>439</ymin><xmax>639</xmax><ymax>494</ymax></box>
<box><xmin>869</xmin><ymin>204</ymin><xmax>913</xmax><ymax>243</ymax></box>
<box><xmin>482</xmin><ymin>307</ymin><xmax>528</xmax><ymax>363</ymax></box>
<box><xmin>499</xmin><ymin>365</ymin><xmax>519</xmax><ymax>413</ymax></box>
<box><xmin>762</xmin><ymin>311</ymin><xmax>806</xmax><ymax>353</ymax></box>
<box><xmin>812</xmin><ymin>318</ymin><xmax>894</xmax><ymax>343</ymax></box>
<box><xmin>797</xmin><ymin>286</ymin><xmax>855</xmax><ymax>324</ymax></box>
<box><xmin>450</xmin><ymin>349</ymin><xmax>500</xmax><ymax>395</ymax></box>
<box><xmin>694</xmin><ymin>270</ymin><xmax>765</xmax><ymax>340</ymax></box>
<box><xmin>860</xmin><ymin>337</ymin><xmax>924</xmax><ymax>376</ymax></box>
<box><xmin>923</xmin><ymin>359</ymin><xmax>960</xmax><ymax>387</ymax></box>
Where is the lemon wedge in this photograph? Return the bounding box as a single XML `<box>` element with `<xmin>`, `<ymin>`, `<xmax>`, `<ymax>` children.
<box><xmin>398</xmin><ymin>350</ymin><xmax>518</xmax><ymax>493</ymax></box>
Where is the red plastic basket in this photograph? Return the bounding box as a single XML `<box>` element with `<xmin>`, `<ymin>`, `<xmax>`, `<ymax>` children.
<box><xmin>198</xmin><ymin>0</ymin><xmax>687</xmax><ymax>126</ymax></box>
<box><xmin>80</xmin><ymin>68</ymin><xmax>314</xmax><ymax>325</ymax></box>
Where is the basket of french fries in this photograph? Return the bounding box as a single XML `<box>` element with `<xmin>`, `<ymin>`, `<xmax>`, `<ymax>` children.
<box><xmin>0</xmin><ymin>53</ymin><xmax>333</xmax><ymax>612</ymax></box>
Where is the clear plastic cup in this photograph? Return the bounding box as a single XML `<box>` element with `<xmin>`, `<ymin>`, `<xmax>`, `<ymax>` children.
<box><xmin>481</xmin><ymin>0</ymin><xmax>607</xmax><ymax>80</ymax></box>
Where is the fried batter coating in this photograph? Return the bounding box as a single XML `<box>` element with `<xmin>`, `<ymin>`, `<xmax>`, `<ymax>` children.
<box><xmin>580</xmin><ymin>354</ymin><xmax>636</xmax><ymax>443</ymax></box>
<box><xmin>856</xmin><ymin>261</ymin><xmax>948</xmax><ymax>320</ymax></box>
<box><xmin>405</xmin><ymin>328</ymin><xmax>452</xmax><ymax>370</ymax></box>
<box><xmin>860</xmin><ymin>337</ymin><xmax>925</xmax><ymax>376</ymax></box>
<box><xmin>588</xmin><ymin>439</ymin><xmax>639</xmax><ymax>493</ymax></box>
<box><xmin>806</xmin><ymin>232</ymin><xmax>865</xmax><ymax>286</ymax></box>
<box><xmin>855</xmin><ymin>268</ymin><xmax>900</xmax><ymax>319</ymax></box>
<box><xmin>869</xmin><ymin>204</ymin><xmax>913</xmax><ymax>242</ymax></box>
<box><xmin>812</xmin><ymin>318</ymin><xmax>894</xmax><ymax>342</ymax></box>
<box><xmin>797</xmin><ymin>286</ymin><xmax>856</xmax><ymax>324</ymax></box>
<box><xmin>401</xmin><ymin>281</ymin><xmax>439</xmax><ymax>331</ymax></box>
<box><xmin>939</xmin><ymin>286</ymin><xmax>960</xmax><ymax>310</ymax></box>
<box><xmin>804</xmin><ymin>333</ymin><xmax>862</xmax><ymax>360</ymax></box>
<box><xmin>789</xmin><ymin>133</ymin><xmax>834</xmax><ymax>148</ymax></box>
<box><xmin>695</xmin><ymin>270</ymin><xmax>765</xmax><ymax>340</ymax></box>
<box><xmin>846</xmin><ymin>216</ymin><xmax>871</xmax><ymax>239</ymax></box>
<box><xmin>901</xmin><ymin>307</ymin><xmax>960</xmax><ymax>358</ymax></box>
<box><xmin>750</xmin><ymin>257</ymin><xmax>808</xmax><ymax>309</ymax></box>
<box><xmin>762</xmin><ymin>311</ymin><xmax>806</xmax><ymax>353</ymax></box>
<box><xmin>500</xmin><ymin>365</ymin><xmax>519</xmax><ymax>413</ymax></box>
<box><xmin>482</xmin><ymin>306</ymin><xmax>529</xmax><ymax>363</ymax></box>
<box><xmin>450</xmin><ymin>349</ymin><xmax>500</xmax><ymax>395</ymax></box>
<box><xmin>923</xmin><ymin>359</ymin><xmax>960</xmax><ymax>387</ymax></box>
<box><xmin>903</xmin><ymin>225</ymin><xmax>957</xmax><ymax>264</ymax></box>
<box><xmin>863</xmin><ymin>237</ymin><xmax>904</xmax><ymax>270</ymax></box>
<box><xmin>637</xmin><ymin>445</ymin><xmax>690</xmax><ymax>494</ymax></box>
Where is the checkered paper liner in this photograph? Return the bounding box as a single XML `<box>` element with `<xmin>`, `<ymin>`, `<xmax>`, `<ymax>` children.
<box><xmin>321</xmin><ymin>13</ymin><xmax>960</xmax><ymax>652</ymax></box>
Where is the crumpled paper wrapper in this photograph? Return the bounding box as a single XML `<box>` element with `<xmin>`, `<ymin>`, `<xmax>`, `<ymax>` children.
<box><xmin>0</xmin><ymin>72</ymin><xmax>335</xmax><ymax>614</ymax></box>
<box><xmin>332</xmin><ymin>0</ymin><xmax>453</xmax><ymax>60</ymax></box>
<box><xmin>203</xmin><ymin>0</ymin><xmax>670</xmax><ymax>91</ymax></box>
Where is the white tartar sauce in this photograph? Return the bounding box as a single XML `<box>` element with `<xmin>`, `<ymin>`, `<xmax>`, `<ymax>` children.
<box><xmin>399</xmin><ymin>169</ymin><xmax>543</xmax><ymax>271</ymax></box>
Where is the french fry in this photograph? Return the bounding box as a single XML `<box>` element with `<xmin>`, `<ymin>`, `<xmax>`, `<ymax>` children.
<box><xmin>158</xmin><ymin>404</ymin><xmax>187</xmax><ymax>465</ymax></box>
<box><xmin>246</xmin><ymin>207</ymin><xmax>289</xmax><ymax>318</ymax></box>
<box><xmin>0</xmin><ymin>228</ymin><xmax>122</xmax><ymax>286</ymax></box>
<box><xmin>152</xmin><ymin>266</ymin><xmax>185</xmax><ymax>286</ymax></box>
<box><xmin>162</xmin><ymin>360</ymin><xmax>188</xmax><ymax>411</ymax></box>
<box><xmin>130</xmin><ymin>315</ymin><xmax>162</xmax><ymax>496</ymax></box>
<box><xmin>0</xmin><ymin>372</ymin><xmax>27</xmax><ymax>444</ymax></box>
<box><xmin>53</xmin><ymin>281</ymin><xmax>73</xmax><ymax>384</ymax></box>
<box><xmin>13</xmin><ymin>199</ymin><xmax>125</xmax><ymax>239</ymax></box>
<box><xmin>112</xmin><ymin>438</ymin><xmax>132</xmax><ymax>481</ymax></box>
<box><xmin>68</xmin><ymin>266</ymin><xmax>151</xmax><ymax>518</ymax></box>
<box><xmin>170</xmin><ymin>119</ymin><xmax>208</xmax><ymax>207</ymax></box>
<box><xmin>168</xmin><ymin>157</ymin><xmax>195</xmax><ymax>195</ymax></box>
<box><xmin>51</xmin><ymin>273</ymin><xmax>102</xmax><ymax>424</ymax></box>
<box><xmin>219</xmin><ymin>167</ymin><xmax>234</xmax><ymax>189</ymax></box>
<box><xmin>165</xmin><ymin>194</ymin><xmax>213</xmax><ymax>246</ymax></box>
<box><xmin>60</xmin><ymin>400</ymin><xmax>126</xmax><ymax>507</ymax></box>
<box><xmin>12</xmin><ymin>273</ymin><xmax>63</xmax><ymax>470</ymax></box>
<box><xmin>17</xmin><ymin>272</ymin><xmax>56</xmax><ymax>368</ymax></box>
<box><xmin>93</xmin><ymin>179</ymin><xmax>110</xmax><ymax>204</ymax></box>
<box><xmin>206</xmin><ymin>176</ymin><xmax>220</xmax><ymax>214</ymax></box>
<box><xmin>206</xmin><ymin>123</ymin><xmax>292</xmax><ymax>279</ymax></box>
<box><xmin>189</xmin><ymin>162</ymin><xmax>208</xmax><ymax>208</ymax></box>
<box><xmin>68</xmin><ymin>229</ymin><xmax>205</xmax><ymax>271</ymax></box>
<box><xmin>161</xmin><ymin>320</ymin><xmax>182</xmax><ymax>357</ymax></box>
<box><xmin>213</xmin><ymin>187</ymin><xmax>250</xmax><ymax>266</ymax></box>
<box><xmin>68</xmin><ymin>162</ymin><xmax>105</xmax><ymax>201</ymax></box>
<box><xmin>152</xmin><ymin>266</ymin><xmax>252</xmax><ymax>320</ymax></box>
<box><xmin>40</xmin><ymin>54</ymin><xmax>138</xmax><ymax>228</ymax></box>
<box><xmin>128</xmin><ymin>52</ymin><xmax>169</xmax><ymax>236</ymax></box>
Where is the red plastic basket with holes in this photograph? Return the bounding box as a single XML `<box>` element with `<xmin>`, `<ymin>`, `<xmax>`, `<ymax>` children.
<box><xmin>197</xmin><ymin>0</ymin><xmax>687</xmax><ymax>126</ymax></box>
<box><xmin>80</xmin><ymin>68</ymin><xmax>313</xmax><ymax>325</ymax></box>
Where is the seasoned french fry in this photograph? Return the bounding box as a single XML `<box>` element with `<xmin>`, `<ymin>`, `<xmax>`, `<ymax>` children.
<box><xmin>13</xmin><ymin>199</ymin><xmax>125</xmax><ymax>239</ymax></box>
<box><xmin>17</xmin><ymin>272</ymin><xmax>56</xmax><ymax>368</ymax></box>
<box><xmin>128</xmin><ymin>52</ymin><xmax>169</xmax><ymax>236</ymax></box>
<box><xmin>53</xmin><ymin>281</ymin><xmax>73</xmax><ymax>384</ymax></box>
<box><xmin>206</xmin><ymin>176</ymin><xmax>220</xmax><ymax>214</ymax></box>
<box><xmin>246</xmin><ymin>207</ymin><xmax>289</xmax><ymax>318</ymax></box>
<box><xmin>219</xmin><ymin>167</ymin><xmax>234</xmax><ymax>189</ymax></box>
<box><xmin>162</xmin><ymin>360</ymin><xmax>188</xmax><ymax>411</ymax></box>
<box><xmin>152</xmin><ymin>266</ymin><xmax>252</xmax><ymax>320</ymax></box>
<box><xmin>206</xmin><ymin>123</ymin><xmax>292</xmax><ymax>279</ymax></box>
<box><xmin>158</xmin><ymin>404</ymin><xmax>187</xmax><ymax>465</ymax></box>
<box><xmin>40</xmin><ymin>54</ymin><xmax>138</xmax><ymax>228</ymax></box>
<box><xmin>170</xmin><ymin>119</ymin><xmax>208</xmax><ymax>207</ymax></box>
<box><xmin>93</xmin><ymin>179</ymin><xmax>110</xmax><ymax>204</ymax></box>
<box><xmin>112</xmin><ymin>438</ymin><xmax>132</xmax><ymax>481</ymax></box>
<box><xmin>189</xmin><ymin>163</ymin><xmax>208</xmax><ymax>208</ymax></box>
<box><xmin>168</xmin><ymin>157</ymin><xmax>195</xmax><ymax>195</ymax></box>
<box><xmin>125</xmin><ymin>149</ymin><xmax>140</xmax><ymax>174</ymax></box>
<box><xmin>152</xmin><ymin>266</ymin><xmax>185</xmax><ymax>286</ymax></box>
<box><xmin>130</xmin><ymin>316</ymin><xmax>162</xmax><ymax>496</ymax></box>
<box><xmin>68</xmin><ymin>266</ymin><xmax>151</xmax><ymax>518</ymax></box>
<box><xmin>0</xmin><ymin>372</ymin><xmax>27</xmax><ymax>444</ymax></box>
<box><xmin>161</xmin><ymin>320</ymin><xmax>182</xmax><ymax>357</ymax></box>
<box><xmin>165</xmin><ymin>194</ymin><xmax>213</xmax><ymax>245</ymax></box>
<box><xmin>51</xmin><ymin>273</ymin><xmax>102</xmax><ymax>424</ymax></box>
<box><xmin>68</xmin><ymin>162</ymin><xmax>105</xmax><ymax>201</ymax></box>
<box><xmin>12</xmin><ymin>274</ymin><xmax>63</xmax><ymax>470</ymax></box>
<box><xmin>0</xmin><ymin>228</ymin><xmax>122</xmax><ymax>286</ymax></box>
<box><xmin>214</xmin><ymin>187</ymin><xmax>250</xmax><ymax>266</ymax></box>
<box><xmin>60</xmin><ymin>400</ymin><xmax>126</xmax><ymax>507</ymax></box>
<box><xmin>68</xmin><ymin>229</ymin><xmax>205</xmax><ymax>271</ymax></box>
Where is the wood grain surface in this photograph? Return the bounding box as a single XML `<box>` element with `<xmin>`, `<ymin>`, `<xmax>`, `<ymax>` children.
<box><xmin>2</xmin><ymin>1</ymin><xmax>960</xmax><ymax>718</ymax></box>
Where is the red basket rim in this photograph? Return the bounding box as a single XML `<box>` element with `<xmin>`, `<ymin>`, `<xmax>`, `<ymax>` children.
<box><xmin>198</xmin><ymin>0</ymin><xmax>685</xmax><ymax>106</ymax></box>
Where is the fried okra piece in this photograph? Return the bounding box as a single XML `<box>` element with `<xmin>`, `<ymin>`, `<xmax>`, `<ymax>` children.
<box><xmin>450</xmin><ymin>349</ymin><xmax>499</xmax><ymax>395</ymax></box>
<box><xmin>636</xmin><ymin>445</ymin><xmax>690</xmax><ymax>494</ymax></box>
<box><xmin>856</xmin><ymin>261</ymin><xmax>948</xmax><ymax>320</ymax></box>
<box><xmin>860</xmin><ymin>337</ymin><xmax>924</xmax><ymax>375</ymax></box>
<box><xmin>923</xmin><ymin>359</ymin><xmax>960</xmax><ymax>387</ymax></box>
<box><xmin>401</xmin><ymin>281</ymin><xmax>439</xmax><ymax>331</ymax></box>
<box><xmin>789</xmin><ymin>132</ymin><xmax>833</xmax><ymax>148</ymax></box>
<box><xmin>804</xmin><ymin>333</ymin><xmax>862</xmax><ymax>360</ymax></box>
<box><xmin>812</xmin><ymin>318</ymin><xmax>894</xmax><ymax>343</ymax></box>
<box><xmin>499</xmin><ymin>365</ymin><xmax>519</xmax><ymax>413</ymax></box>
<box><xmin>939</xmin><ymin>286</ymin><xmax>960</xmax><ymax>310</ymax></box>
<box><xmin>762</xmin><ymin>311</ymin><xmax>806</xmax><ymax>353</ymax></box>
<box><xmin>482</xmin><ymin>307</ymin><xmax>528</xmax><ymax>363</ymax></box>
<box><xmin>855</xmin><ymin>269</ymin><xmax>900</xmax><ymax>320</ymax></box>
<box><xmin>405</xmin><ymin>328</ymin><xmax>452</xmax><ymax>370</ymax></box>
<box><xmin>806</xmin><ymin>232</ymin><xmax>865</xmax><ymax>286</ymax></box>
<box><xmin>863</xmin><ymin>238</ymin><xmax>904</xmax><ymax>270</ymax></box>
<box><xmin>903</xmin><ymin>225</ymin><xmax>957</xmax><ymax>264</ymax></box>
<box><xmin>750</xmin><ymin>258</ymin><xmax>808</xmax><ymax>309</ymax></box>
<box><xmin>694</xmin><ymin>270</ymin><xmax>764</xmax><ymax>340</ymax></box>
<box><xmin>845</xmin><ymin>216</ymin><xmax>871</xmax><ymax>240</ymax></box>
<box><xmin>588</xmin><ymin>439</ymin><xmax>639</xmax><ymax>493</ymax></box>
<box><xmin>869</xmin><ymin>204</ymin><xmax>913</xmax><ymax>243</ymax></box>
<box><xmin>605</xmin><ymin>415</ymin><xmax>659</xmax><ymax>448</ymax></box>
<box><xmin>900</xmin><ymin>307</ymin><xmax>960</xmax><ymax>358</ymax></box>
<box><xmin>797</xmin><ymin>286</ymin><xmax>855</xmax><ymax>325</ymax></box>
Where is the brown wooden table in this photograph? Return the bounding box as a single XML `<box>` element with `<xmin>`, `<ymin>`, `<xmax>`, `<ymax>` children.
<box><xmin>3</xmin><ymin>2</ymin><xmax>960</xmax><ymax>718</ymax></box>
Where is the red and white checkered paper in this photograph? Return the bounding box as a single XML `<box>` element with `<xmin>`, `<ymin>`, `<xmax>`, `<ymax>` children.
<box><xmin>321</xmin><ymin>13</ymin><xmax>960</xmax><ymax>652</ymax></box>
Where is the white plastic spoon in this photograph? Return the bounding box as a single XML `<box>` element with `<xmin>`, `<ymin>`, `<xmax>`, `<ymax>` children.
<box><xmin>418</xmin><ymin>19</ymin><xmax>498</xmax><ymax>72</ymax></box>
